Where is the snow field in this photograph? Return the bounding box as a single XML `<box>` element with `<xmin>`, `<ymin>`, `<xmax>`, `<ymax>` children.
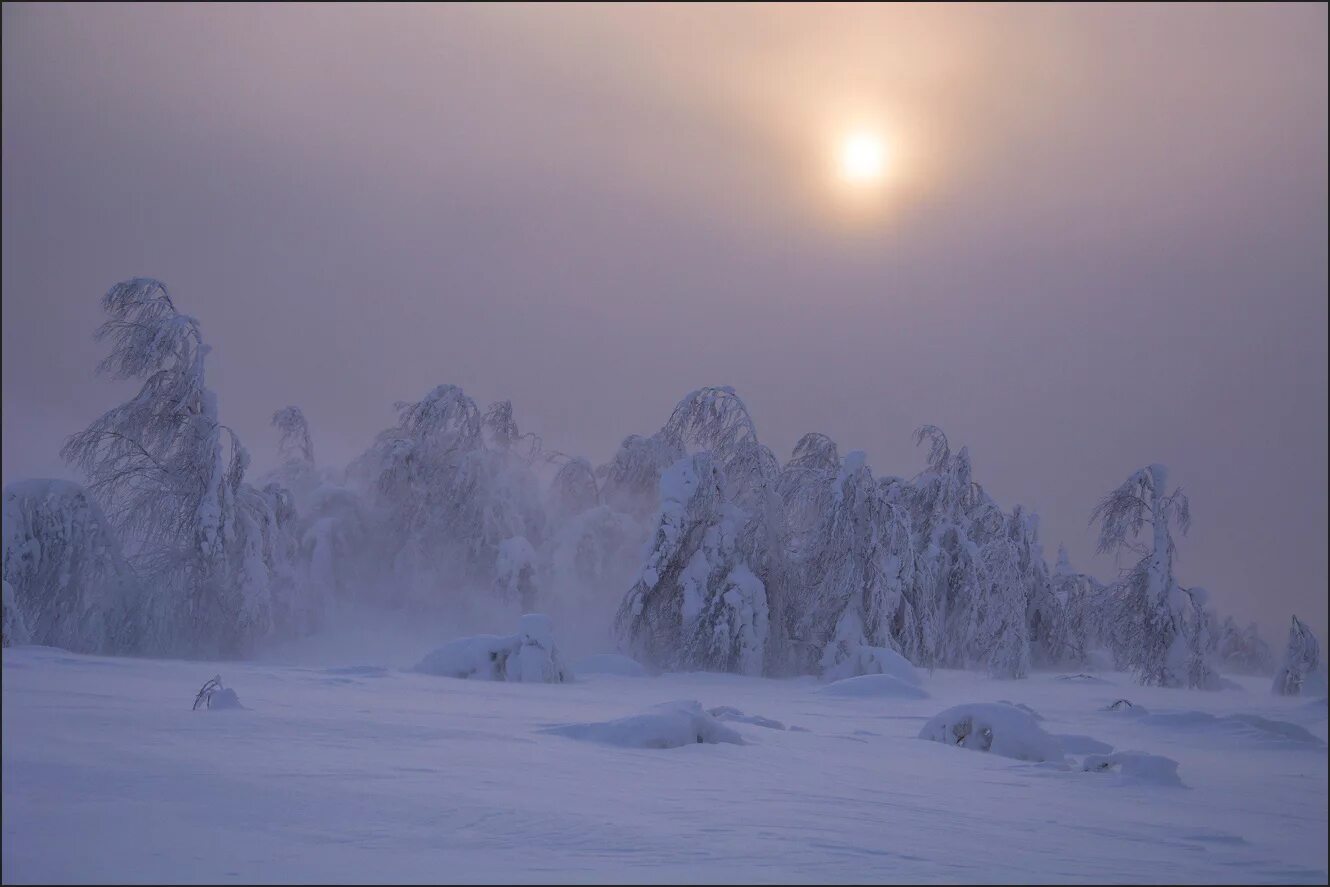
<box><xmin>3</xmin><ymin>646</ymin><xmax>1326</xmax><ymax>884</ymax></box>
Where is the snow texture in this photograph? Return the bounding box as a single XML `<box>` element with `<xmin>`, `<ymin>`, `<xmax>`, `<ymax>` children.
<box><xmin>412</xmin><ymin>614</ymin><xmax>571</xmax><ymax>683</ymax></box>
<box><xmin>543</xmin><ymin>699</ymin><xmax>745</xmax><ymax>748</ymax></box>
<box><xmin>818</xmin><ymin>673</ymin><xmax>931</xmax><ymax>700</ymax></box>
<box><xmin>572</xmin><ymin>653</ymin><xmax>651</xmax><ymax>677</ymax></box>
<box><xmin>3</xmin><ymin>650</ymin><xmax>1325</xmax><ymax>884</ymax></box>
<box><xmin>919</xmin><ymin>702</ymin><xmax>1066</xmax><ymax>762</ymax></box>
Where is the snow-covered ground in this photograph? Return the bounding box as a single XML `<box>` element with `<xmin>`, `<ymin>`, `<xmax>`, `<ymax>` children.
<box><xmin>3</xmin><ymin>645</ymin><xmax>1326</xmax><ymax>884</ymax></box>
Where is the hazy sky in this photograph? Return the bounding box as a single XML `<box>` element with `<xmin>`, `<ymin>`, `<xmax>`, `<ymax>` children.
<box><xmin>3</xmin><ymin>3</ymin><xmax>1326</xmax><ymax>641</ymax></box>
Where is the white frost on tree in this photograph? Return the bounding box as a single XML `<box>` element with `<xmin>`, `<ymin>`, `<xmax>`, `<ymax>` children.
<box><xmin>616</xmin><ymin>453</ymin><xmax>768</xmax><ymax>676</ymax></box>
<box><xmin>1272</xmin><ymin>615</ymin><xmax>1322</xmax><ymax>696</ymax></box>
<box><xmin>1214</xmin><ymin>616</ymin><xmax>1273</xmax><ymax>676</ymax></box>
<box><xmin>265</xmin><ymin>406</ymin><xmax>323</xmax><ymax>506</ymax></box>
<box><xmin>2</xmin><ymin>480</ymin><xmax>140</xmax><ymax>653</ymax></box>
<box><xmin>60</xmin><ymin>278</ymin><xmax>294</xmax><ymax>656</ymax></box>
<box><xmin>1090</xmin><ymin>464</ymin><xmax>1217</xmax><ymax>689</ymax></box>
<box><xmin>2</xmin><ymin>579</ymin><xmax>31</xmax><ymax>647</ymax></box>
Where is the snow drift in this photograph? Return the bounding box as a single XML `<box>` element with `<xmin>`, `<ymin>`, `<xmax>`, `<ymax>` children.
<box><xmin>818</xmin><ymin>673</ymin><xmax>931</xmax><ymax>700</ymax></box>
<box><xmin>542</xmin><ymin>699</ymin><xmax>745</xmax><ymax>748</ymax></box>
<box><xmin>919</xmin><ymin>702</ymin><xmax>1065</xmax><ymax>763</ymax></box>
<box><xmin>413</xmin><ymin>614</ymin><xmax>571</xmax><ymax>683</ymax></box>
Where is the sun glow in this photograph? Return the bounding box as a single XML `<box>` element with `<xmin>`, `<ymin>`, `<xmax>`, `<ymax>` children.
<box><xmin>837</xmin><ymin>131</ymin><xmax>888</xmax><ymax>185</ymax></box>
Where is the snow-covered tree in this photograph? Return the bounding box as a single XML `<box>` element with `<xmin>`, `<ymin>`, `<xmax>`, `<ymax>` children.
<box><xmin>348</xmin><ymin>385</ymin><xmax>546</xmax><ymax>604</ymax></box>
<box><xmin>60</xmin><ymin>278</ymin><xmax>290</xmax><ymax>656</ymax></box>
<box><xmin>597</xmin><ymin>433</ymin><xmax>683</xmax><ymax>522</ymax></box>
<box><xmin>1214</xmin><ymin>617</ymin><xmax>1274</xmax><ymax>675</ymax></box>
<box><xmin>1090</xmin><ymin>464</ymin><xmax>1216</xmax><ymax>689</ymax></box>
<box><xmin>616</xmin><ymin>453</ymin><xmax>768</xmax><ymax>676</ymax></box>
<box><xmin>494</xmin><ymin>536</ymin><xmax>539</xmax><ymax>611</ymax></box>
<box><xmin>1272</xmin><ymin>615</ymin><xmax>1321</xmax><ymax>696</ymax></box>
<box><xmin>1051</xmin><ymin>545</ymin><xmax>1109</xmax><ymax>668</ymax></box>
<box><xmin>2</xmin><ymin>579</ymin><xmax>31</xmax><ymax>647</ymax></box>
<box><xmin>2</xmin><ymin>480</ymin><xmax>139</xmax><ymax>653</ymax></box>
<box><xmin>299</xmin><ymin>483</ymin><xmax>372</xmax><ymax>607</ymax></box>
<box><xmin>776</xmin><ymin>441</ymin><xmax>918</xmax><ymax>678</ymax></box>
<box><xmin>265</xmin><ymin>406</ymin><xmax>322</xmax><ymax>505</ymax></box>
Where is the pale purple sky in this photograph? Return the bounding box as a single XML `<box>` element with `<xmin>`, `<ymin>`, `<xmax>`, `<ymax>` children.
<box><xmin>3</xmin><ymin>3</ymin><xmax>1326</xmax><ymax>641</ymax></box>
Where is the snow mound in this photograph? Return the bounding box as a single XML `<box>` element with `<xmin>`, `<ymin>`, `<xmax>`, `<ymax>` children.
<box><xmin>1101</xmin><ymin>699</ymin><xmax>1149</xmax><ymax>716</ymax></box>
<box><xmin>1083</xmin><ymin>752</ymin><xmax>1183</xmax><ymax>787</ymax></box>
<box><xmin>707</xmin><ymin>706</ymin><xmax>786</xmax><ymax>730</ymax></box>
<box><xmin>919</xmin><ymin>703</ymin><xmax>1065</xmax><ymax>763</ymax></box>
<box><xmin>413</xmin><ymin>613</ymin><xmax>571</xmax><ymax>683</ymax></box>
<box><xmin>996</xmin><ymin>700</ymin><xmax>1045</xmax><ymax>721</ymax></box>
<box><xmin>819</xmin><ymin>673</ymin><xmax>931</xmax><ymax>700</ymax></box>
<box><xmin>572</xmin><ymin>653</ymin><xmax>651</xmax><ymax>677</ymax></box>
<box><xmin>1141</xmin><ymin>711</ymin><xmax>1323</xmax><ymax>746</ymax></box>
<box><xmin>323</xmin><ymin>666</ymin><xmax>390</xmax><ymax>678</ymax></box>
<box><xmin>822</xmin><ymin>645</ymin><xmax>922</xmax><ymax>686</ymax></box>
<box><xmin>1055</xmin><ymin>734</ymin><xmax>1115</xmax><ymax>755</ymax></box>
<box><xmin>207</xmin><ymin>688</ymin><xmax>244</xmax><ymax>710</ymax></box>
<box><xmin>192</xmin><ymin>676</ymin><xmax>244</xmax><ymax>711</ymax></box>
<box><xmin>542</xmin><ymin>700</ymin><xmax>744</xmax><ymax>749</ymax></box>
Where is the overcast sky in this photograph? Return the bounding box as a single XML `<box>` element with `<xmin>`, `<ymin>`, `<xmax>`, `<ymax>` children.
<box><xmin>3</xmin><ymin>3</ymin><xmax>1326</xmax><ymax>641</ymax></box>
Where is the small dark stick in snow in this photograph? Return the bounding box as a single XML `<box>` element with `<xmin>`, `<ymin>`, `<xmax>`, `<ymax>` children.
<box><xmin>193</xmin><ymin>675</ymin><xmax>223</xmax><ymax>710</ymax></box>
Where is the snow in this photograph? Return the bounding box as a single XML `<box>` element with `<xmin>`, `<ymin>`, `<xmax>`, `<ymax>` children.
<box><xmin>572</xmin><ymin>653</ymin><xmax>651</xmax><ymax>677</ymax></box>
<box><xmin>818</xmin><ymin>673</ymin><xmax>931</xmax><ymax>700</ymax></box>
<box><xmin>820</xmin><ymin>644</ymin><xmax>922</xmax><ymax>685</ymax></box>
<box><xmin>919</xmin><ymin>702</ymin><xmax>1066</xmax><ymax>763</ymax></box>
<box><xmin>1082</xmin><ymin>751</ymin><xmax>1184</xmax><ymax>787</ymax></box>
<box><xmin>411</xmin><ymin>613</ymin><xmax>571</xmax><ymax>683</ymax></box>
<box><xmin>542</xmin><ymin>699</ymin><xmax>745</xmax><ymax>748</ymax></box>
<box><xmin>3</xmin><ymin>650</ymin><xmax>1326</xmax><ymax>884</ymax></box>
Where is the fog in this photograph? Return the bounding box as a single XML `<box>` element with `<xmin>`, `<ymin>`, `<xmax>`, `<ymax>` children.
<box><xmin>2</xmin><ymin>3</ymin><xmax>1326</xmax><ymax>642</ymax></box>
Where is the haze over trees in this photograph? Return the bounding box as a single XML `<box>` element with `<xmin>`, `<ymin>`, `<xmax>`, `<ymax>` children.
<box><xmin>1</xmin><ymin>279</ymin><xmax>1303</xmax><ymax>686</ymax></box>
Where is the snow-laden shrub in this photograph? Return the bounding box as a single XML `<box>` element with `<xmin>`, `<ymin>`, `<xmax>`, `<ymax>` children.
<box><xmin>919</xmin><ymin>702</ymin><xmax>1065</xmax><ymax>762</ymax></box>
<box><xmin>818</xmin><ymin>674</ymin><xmax>931</xmax><ymax>700</ymax></box>
<box><xmin>413</xmin><ymin>613</ymin><xmax>571</xmax><ymax>683</ymax></box>
<box><xmin>542</xmin><ymin>699</ymin><xmax>744</xmax><ymax>748</ymax></box>
<box><xmin>821</xmin><ymin>644</ymin><xmax>921</xmax><ymax>685</ymax></box>
<box><xmin>1082</xmin><ymin>751</ymin><xmax>1182</xmax><ymax>787</ymax></box>
<box><xmin>192</xmin><ymin>675</ymin><xmax>243</xmax><ymax>710</ymax></box>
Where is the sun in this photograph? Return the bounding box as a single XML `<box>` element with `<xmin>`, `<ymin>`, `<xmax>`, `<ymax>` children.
<box><xmin>837</xmin><ymin>132</ymin><xmax>888</xmax><ymax>185</ymax></box>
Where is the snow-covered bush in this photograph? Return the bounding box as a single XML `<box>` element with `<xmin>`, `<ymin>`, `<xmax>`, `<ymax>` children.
<box><xmin>1272</xmin><ymin>615</ymin><xmax>1323</xmax><ymax>697</ymax></box>
<box><xmin>192</xmin><ymin>675</ymin><xmax>243</xmax><ymax>710</ymax></box>
<box><xmin>918</xmin><ymin>702</ymin><xmax>1065</xmax><ymax>762</ymax></box>
<box><xmin>2</xmin><ymin>479</ymin><xmax>140</xmax><ymax>653</ymax></box>
<box><xmin>413</xmin><ymin>613</ymin><xmax>571</xmax><ymax>683</ymax></box>
<box><xmin>542</xmin><ymin>699</ymin><xmax>744</xmax><ymax>748</ymax></box>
